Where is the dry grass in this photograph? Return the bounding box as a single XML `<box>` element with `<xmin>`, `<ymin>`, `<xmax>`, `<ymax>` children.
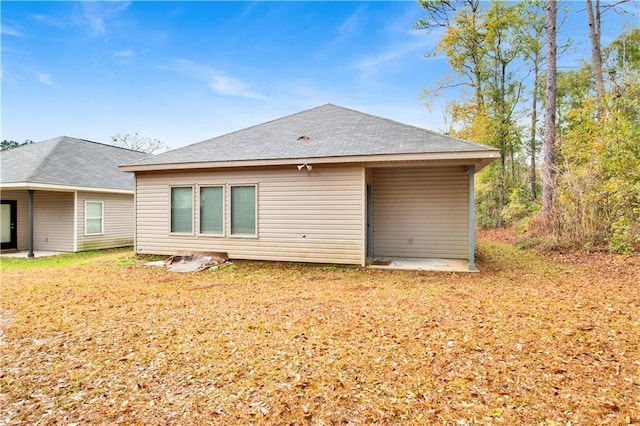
<box><xmin>1</xmin><ymin>240</ymin><xmax>639</xmax><ymax>425</ymax></box>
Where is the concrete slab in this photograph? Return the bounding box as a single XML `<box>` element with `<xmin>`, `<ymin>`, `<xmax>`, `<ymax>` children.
<box><xmin>0</xmin><ymin>250</ymin><xmax>67</xmax><ymax>258</ymax></box>
<box><xmin>368</xmin><ymin>257</ymin><xmax>477</xmax><ymax>273</ymax></box>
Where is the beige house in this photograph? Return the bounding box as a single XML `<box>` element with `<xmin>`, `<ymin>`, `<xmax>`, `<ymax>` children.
<box><xmin>121</xmin><ymin>104</ymin><xmax>499</xmax><ymax>270</ymax></box>
<box><xmin>0</xmin><ymin>136</ymin><xmax>149</xmax><ymax>256</ymax></box>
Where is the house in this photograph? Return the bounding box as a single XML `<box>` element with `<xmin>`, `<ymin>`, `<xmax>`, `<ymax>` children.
<box><xmin>121</xmin><ymin>104</ymin><xmax>500</xmax><ymax>270</ymax></box>
<box><xmin>0</xmin><ymin>136</ymin><xmax>149</xmax><ymax>256</ymax></box>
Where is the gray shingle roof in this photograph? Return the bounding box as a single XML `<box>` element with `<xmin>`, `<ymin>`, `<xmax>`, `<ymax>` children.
<box><xmin>127</xmin><ymin>104</ymin><xmax>497</xmax><ymax>167</ymax></box>
<box><xmin>1</xmin><ymin>136</ymin><xmax>149</xmax><ymax>191</ymax></box>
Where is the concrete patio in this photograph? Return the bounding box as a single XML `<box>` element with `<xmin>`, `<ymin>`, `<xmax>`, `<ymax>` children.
<box><xmin>0</xmin><ymin>250</ymin><xmax>66</xmax><ymax>258</ymax></box>
<box><xmin>367</xmin><ymin>257</ymin><xmax>477</xmax><ymax>273</ymax></box>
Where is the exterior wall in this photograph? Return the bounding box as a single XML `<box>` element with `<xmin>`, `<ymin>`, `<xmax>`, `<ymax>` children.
<box><xmin>134</xmin><ymin>165</ymin><xmax>365</xmax><ymax>264</ymax></box>
<box><xmin>76</xmin><ymin>191</ymin><xmax>135</xmax><ymax>251</ymax></box>
<box><xmin>372</xmin><ymin>166</ymin><xmax>469</xmax><ymax>259</ymax></box>
<box><xmin>33</xmin><ymin>191</ymin><xmax>75</xmax><ymax>252</ymax></box>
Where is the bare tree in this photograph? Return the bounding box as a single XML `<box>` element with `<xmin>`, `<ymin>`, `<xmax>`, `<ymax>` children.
<box><xmin>110</xmin><ymin>133</ymin><xmax>167</xmax><ymax>154</ymax></box>
<box><xmin>542</xmin><ymin>0</ymin><xmax>557</xmax><ymax>228</ymax></box>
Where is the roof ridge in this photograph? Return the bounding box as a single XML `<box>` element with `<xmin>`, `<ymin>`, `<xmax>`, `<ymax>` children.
<box><xmin>63</xmin><ymin>135</ymin><xmax>150</xmax><ymax>155</ymax></box>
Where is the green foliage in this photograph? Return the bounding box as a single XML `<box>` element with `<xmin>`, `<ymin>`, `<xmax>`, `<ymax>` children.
<box><xmin>417</xmin><ymin>0</ymin><xmax>639</xmax><ymax>253</ymax></box>
<box><xmin>418</xmin><ymin>0</ymin><xmax>544</xmax><ymax>227</ymax></box>
<box><xmin>1</xmin><ymin>139</ymin><xmax>34</xmax><ymax>151</ymax></box>
<box><xmin>555</xmin><ymin>27</ymin><xmax>640</xmax><ymax>252</ymax></box>
<box><xmin>501</xmin><ymin>188</ymin><xmax>539</xmax><ymax>225</ymax></box>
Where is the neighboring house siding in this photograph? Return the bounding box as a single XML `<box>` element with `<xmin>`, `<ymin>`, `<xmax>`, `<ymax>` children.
<box><xmin>33</xmin><ymin>191</ymin><xmax>75</xmax><ymax>252</ymax></box>
<box><xmin>373</xmin><ymin>166</ymin><xmax>469</xmax><ymax>259</ymax></box>
<box><xmin>76</xmin><ymin>191</ymin><xmax>135</xmax><ymax>251</ymax></box>
<box><xmin>0</xmin><ymin>190</ymin><xmax>29</xmax><ymax>250</ymax></box>
<box><xmin>135</xmin><ymin>166</ymin><xmax>364</xmax><ymax>264</ymax></box>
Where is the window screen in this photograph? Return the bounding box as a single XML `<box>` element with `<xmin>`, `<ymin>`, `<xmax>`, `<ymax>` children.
<box><xmin>171</xmin><ymin>187</ymin><xmax>193</xmax><ymax>233</ymax></box>
<box><xmin>85</xmin><ymin>201</ymin><xmax>103</xmax><ymax>235</ymax></box>
<box><xmin>230</xmin><ymin>186</ymin><xmax>256</xmax><ymax>236</ymax></box>
<box><xmin>200</xmin><ymin>186</ymin><xmax>224</xmax><ymax>235</ymax></box>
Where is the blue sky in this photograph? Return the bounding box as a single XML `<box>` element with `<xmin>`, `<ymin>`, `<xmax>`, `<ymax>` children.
<box><xmin>1</xmin><ymin>1</ymin><xmax>638</xmax><ymax>149</ymax></box>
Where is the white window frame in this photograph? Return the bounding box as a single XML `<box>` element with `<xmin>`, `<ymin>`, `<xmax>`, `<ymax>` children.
<box><xmin>198</xmin><ymin>185</ymin><xmax>225</xmax><ymax>237</ymax></box>
<box><xmin>84</xmin><ymin>201</ymin><xmax>104</xmax><ymax>236</ymax></box>
<box><xmin>229</xmin><ymin>184</ymin><xmax>258</xmax><ymax>238</ymax></box>
<box><xmin>169</xmin><ymin>186</ymin><xmax>194</xmax><ymax>235</ymax></box>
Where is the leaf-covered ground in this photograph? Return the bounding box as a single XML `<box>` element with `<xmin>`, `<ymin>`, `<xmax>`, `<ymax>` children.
<box><xmin>1</xmin><ymin>238</ymin><xmax>638</xmax><ymax>425</ymax></box>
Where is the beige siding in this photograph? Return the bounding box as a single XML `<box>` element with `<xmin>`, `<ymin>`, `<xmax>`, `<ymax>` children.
<box><xmin>135</xmin><ymin>166</ymin><xmax>365</xmax><ymax>264</ymax></box>
<box><xmin>33</xmin><ymin>191</ymin><xmax>75</xmax><ymax>252</ymax></box>
<box><xmin>0</xmin><ymin>190</ymin><xmax>30</xmax><ymax>250</ymax></box>
<box><xmin>76</xmin><ymin>191</ymin><xmax>135</xmax><ymax>251</ymax></box>
<box><xmin>373</xmin><ymin>166</ymin><xmax>469</xmax><ymax>259</ymax></box>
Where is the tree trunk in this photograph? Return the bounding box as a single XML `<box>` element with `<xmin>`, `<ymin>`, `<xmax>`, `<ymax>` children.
<box><xmin>542</xmin><ymin>0</ymin><xmax>557</xmax><ymax>229</ymax></box>
<box><xmin>530</xmin><ymin>61</ymin><xmax>539</xmax><ymax>200</ymax></box>
<box><xmin>586</xmin><ymin>0</ymin><xmax>605</xmax><ymax>115</ymax></box>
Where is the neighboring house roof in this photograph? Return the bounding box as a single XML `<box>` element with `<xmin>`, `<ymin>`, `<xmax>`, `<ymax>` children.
<box><xmin>122</xmin><ymin>104</ymin><xmax>499</xmax><ymax>172</ymax></box>
<box><xmin>1</xmin><ymin>136</ymin><xmax>149</xmax><ymax>192</ymax></box>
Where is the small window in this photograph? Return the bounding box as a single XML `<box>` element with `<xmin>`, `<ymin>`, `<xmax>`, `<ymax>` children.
<box><xmin>230</xmin><ymin>185</ymin><xmax>256</xmax><ymax>236</ymax></box>
<box><xmin>171</xmin><ymin>187</ymin><xmax>193</xmax><ymax>234</ymax></box>
<box><xmin>85</xmin><ymin>201</ymin><xmax>103</xmax><ymax>235</ymax></box>
<box><xmin>200</xmin><ymin>186</ymin><xmax>224</xmax><ymax>235</ymax></box>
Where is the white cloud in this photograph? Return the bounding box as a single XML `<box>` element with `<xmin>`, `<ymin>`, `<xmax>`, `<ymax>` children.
<box><xmin>113</xmin><ymin>49</ymin><xmax>136</xmax><ymax>64</ymax></box>
<box><xmin>354</xmin><ymin>38</ymin><xmax>433</xmax><ymax>71</ymax></box>
<box><xmin>32</xmin><ymin>70</ymin><xmax>53</xmax><ymax>87</ymax></box>
<box><xmin>1</xmin><ymin>25</ymin><xmax>23</xmax><ymax>37</ymax></box>
<box><xmin>30</xmin><ymin>13</ymin><xmax>66</xmax><ymax>28</ymax></box>
<box><xmin>173</xmin><ymin>59</ymin><xmax>266</xmax><ymax>100</ymax></box>
<box><xmin>77</xmin><ymin>1</ymin><xmax>131</xmax><ymax>36</ymax></box>
<box><xmin>113</xmin><ymin>49</ymin><xmax>135</xmax><ymax>58</ymax></box>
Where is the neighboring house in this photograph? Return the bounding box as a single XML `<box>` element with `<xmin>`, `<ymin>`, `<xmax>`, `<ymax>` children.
<box><xmin>121</xmin><ymin>104</ymin><xmax>500</xmax><ymax>270</ymax></box>
<box><xmin>0</xmin><ymin>136</ymin><xmax>149</xmax><ymax>256</ymax></box>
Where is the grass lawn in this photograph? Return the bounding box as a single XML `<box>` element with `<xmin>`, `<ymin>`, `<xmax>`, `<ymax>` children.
<box><xmin>1</xmin><ymin>239</ymin><xmax>639</xmax><ymax>425</ymax></box>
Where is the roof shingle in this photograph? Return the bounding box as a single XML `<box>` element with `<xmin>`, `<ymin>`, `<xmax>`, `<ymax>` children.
<box><xmin>1</xmin><ymin>136</ymin><xmax>149</xmax><ymax>191</ymax></box>
<box><xmin>127</xmin><ymin>104</ymin><xmax>497</xmax><ymax>167</ymax></box>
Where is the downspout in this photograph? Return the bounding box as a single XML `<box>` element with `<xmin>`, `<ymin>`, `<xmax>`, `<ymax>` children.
<box><xmin>468</xmin><ymin>165</ymin><xmax>476</xmax><ymax>271</ymax></box>
<box><xmin>28</xmin><ymin>189</ymin><xmax>35</xmax><ymax>258</ymax></box>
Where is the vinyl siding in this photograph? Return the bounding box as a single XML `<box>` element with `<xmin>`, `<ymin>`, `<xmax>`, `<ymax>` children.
<box><xmin>76</xmin><ymin>191</ymin><xmax>135</xmax><ymax>250</ymax></box>
<box><xmin>134</xmin><ymin>165</ymin><xmax>365</xmax><ymax>264</ymax></box>
<box><xmin>33</xmin><ymin>191</ymin><xmax>75</xmax><ymax>252</ymax></box>
<box><xmin>372</xmin><ymin>166</ymin><xmax>469</xmax><ymax>259</ymax></box>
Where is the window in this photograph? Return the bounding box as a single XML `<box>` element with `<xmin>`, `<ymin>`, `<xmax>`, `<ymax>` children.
<box><xmin>171</xmin><ymin>187</ymin><xmax>193</xmax><ymax>233</ymax></box>
<box><xmin>200</xmin><ymin>186</ymin><xmax>224</xmax><ymax>235</ymax></box>
<box><xmin>85</xmin><ymin>201</ymin><xmax>103</xmax><ymax>235</ymax></box>
<box><xmin>230</xmin><ymin>185</ymin><xmax>256</xmax><ymax>236</ymax></box>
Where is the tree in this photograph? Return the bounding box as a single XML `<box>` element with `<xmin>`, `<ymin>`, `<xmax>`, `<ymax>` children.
<box><xmin>110</xmin><ymin>133</ymin><xmax>167</xmax><ymax>154</ymax></box>
<box><xmin>586</xmin><ymin>0</ymin><xmax>605</xmax><ymax>115</ymax></box>
<box><xmin>417</xmin><ymin>0</ymin><xmax>536</xmax><ymax>227</ymax></box>
<box><xmin>516</xmin><ymin>0</ymin><xmax>547</xmax><ymax>200</ymax></box>
<box><xmin>541</xmin><ymin>0</ymin><xmax>557</xmax><ymax>229</ymax></box>
<box><xmin>1</xmin><ymin>139</ymin><xmax>34</xmax><ymax>151</ymax></box>
<box><xmin>555</xmin><ymin>27</ymin><xmax>640</xmax><ymax>251</ymax></box>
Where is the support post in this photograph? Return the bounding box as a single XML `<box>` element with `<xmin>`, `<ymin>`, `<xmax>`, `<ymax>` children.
<box><xmin>468</xmin><ymin>165</ymin><xmax>476</xmax><ymax>271</ymax></box>
<box><xmin>28</xmin><ymin>189</ymin><xmax>35</xmax><ymax>258</ymax></box>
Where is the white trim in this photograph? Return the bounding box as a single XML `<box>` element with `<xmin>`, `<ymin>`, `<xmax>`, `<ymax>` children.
<box><xmin>229</xmin><ymin>184</ymin><xmax>258</xmax><ymax>238</ymax></box>
<box><xmin>119</xmin><ymin>151</ymin><xmax>501</xmax><ymax>173</ymax></box>
<box><xmin>360</xmin><ymin>166</ymin><xmax>366</xmax><ymax>267</ymax></box>
<box><xmin>73</xmin><ymin>191</ymin><xmax>78</xmax><ymax>251</ymax></box>
<box><xmin>0</xmin><ymin>182</ymin><xmax>133</xmax><ymax>194</ymax></box>
<box><xmin>84</xmin><ymin>200</ymin><xmax>104</xmax><ymax>236</ymax></box>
